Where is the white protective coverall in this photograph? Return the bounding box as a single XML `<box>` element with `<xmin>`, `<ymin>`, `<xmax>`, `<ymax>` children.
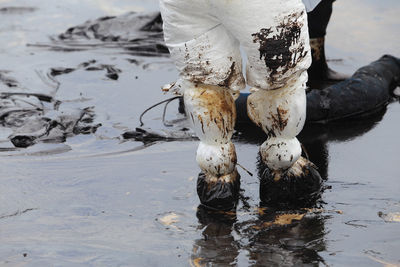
<box><xmin>160</xmin><ymin>0</ymin><xmax>317</xmax><ymax>185</ymax></box>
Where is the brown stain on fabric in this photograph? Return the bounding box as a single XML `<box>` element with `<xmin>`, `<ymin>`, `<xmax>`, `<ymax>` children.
<box><xmin>205</xmin><ymin>164</ymin><xmax>238</xmax><ymax>185</ymax></box>
<box><xmin>194</xmin><ymin>85</ymin><xmax>236</xmax><ymax>138</ymax></box>
<box><xmin>182</xmin><ymin>41</ymin><xmax>244</xmax><ymax>89</ymax></box>
<box><xmin>182</xmin><ymin>42</ymin><xmax>214</xmax><ymax>84</ymax></box>
<box><xmin>274</xmin><ymin>106</ymin><xmax>289</xmax><ymax>132</ymax></box>
<box><xmin>218</xmin><ymin>61</ymin><xmax>241</xmax><ymax>89</ymax></box>
<box><xmin>248</xmin><ymin>102</ymin><xmax>289</xmax><ymax>137</ymax></box>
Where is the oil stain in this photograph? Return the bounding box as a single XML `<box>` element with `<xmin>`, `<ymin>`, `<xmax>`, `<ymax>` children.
<box><xmin>252</xmin><ymin>11</ymin><xmax>308</xmax><ymax>82</ymax></box>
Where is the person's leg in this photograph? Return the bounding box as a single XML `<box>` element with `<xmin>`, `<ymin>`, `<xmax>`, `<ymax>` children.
<box><xmin>308</xmin><ymin>0</ymin><xmax>333</xmax><ymax>39</ymax></box>
<box><xmin>307</xmin><ymin>0</ymin><xmax>348</xmax><ymax>81</ymax></box>
<box><xmin>217</xmin><ymin>0</ymin><xmax>322</xmax><ymax>206</ymax></box>
<box><xmin>184</xmin><ymin>82</ymin><xmax>241</xmax><ymax>210</ymax></box>
<box><xmin>160</xmin><ymin>0</ymin><xmax>245</xmax><ymax>210</ymax></box>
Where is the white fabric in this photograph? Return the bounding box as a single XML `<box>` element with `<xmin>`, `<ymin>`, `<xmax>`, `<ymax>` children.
<box><xmin>260</xmin><ymin>137</ymin><xmax>302</xmax><ymax>170</ymax></box>
<box><xmin>247</xmin><ymin>75</ymin><xmax>307</xmax><ymax>170</ymax></box>
<box><xmin>302</xmin><ymin>0</ymin><xmax>322</xmax><ymax>12</ymax></box>
<box><xmin>160</xmin><ymin>0</ymin><xmax>312</xmax><ymax>92</ymax></box>
<box><xmin>196</xmin><ymin>142</ymin><xmax>236</xmax><ymax>176</ymax></box>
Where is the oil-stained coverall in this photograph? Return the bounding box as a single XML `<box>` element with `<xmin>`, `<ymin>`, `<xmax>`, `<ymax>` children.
<box><xmin>160</xmin><ymin>0</ymin><xmax>321</xmax><ymax>209</ymax></box>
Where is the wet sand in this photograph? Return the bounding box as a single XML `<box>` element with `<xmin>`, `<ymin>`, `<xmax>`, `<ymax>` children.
<box><xmin>1</xmin><ymin>0</ymin><xmax>400</xmax><ymax>266</ymax></box>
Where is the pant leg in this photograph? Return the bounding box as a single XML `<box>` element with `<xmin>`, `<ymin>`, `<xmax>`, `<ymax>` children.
<box><xmin>160</xmin><ymin>0</ymin><xmax>246</xmax><ymax>92</ymax></box>
<box><xmin>211</xmin><ymin>0</ymin><xmax>311</xmax><ymax>90</ymax></box>
<box><xmin>160</xmin><ymin>0</ymin><xmax>245</xmax><ymax>209</ymax></box>
<box><xmin>307</xmin><ymin>0</ymin><xmax>335</xmax><ymax>38</ymax></box>
<box><xmin>211</xmin><ymin>0</ymin><xmax>311</xmax><ymax>170</ymax></box>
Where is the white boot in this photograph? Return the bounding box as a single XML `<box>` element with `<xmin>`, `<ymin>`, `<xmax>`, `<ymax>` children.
<box><xmin>247</xmin><ymin>76</ymin><xmax>322</xmax><ymax>207</ymax></box>
<box><xmin>247</xmin><ymin>80</ymin><xmax>306</xmax><ymax>173</ymax></box>
<box><xmin>183</xmin><ymin>82</ymin><xmax>240</xmax><ymax>210</ymax></box>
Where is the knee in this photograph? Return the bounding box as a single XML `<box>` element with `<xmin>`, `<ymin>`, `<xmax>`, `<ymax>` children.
<box><xmin>246</xmin><ymin>82</ymin><xmax>306</xmax><ymax>138</ymax></box>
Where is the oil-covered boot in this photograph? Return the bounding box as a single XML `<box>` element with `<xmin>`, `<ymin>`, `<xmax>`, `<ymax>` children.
<box><xmin>308</xmin><ymin>37</ymin><xmax>349</xmax><ymax>82</ymax></box>
<box><xmin>184</xmin><ymin>82</ymin><xmax>241</xmax><ymax>210</ymax></box>
<box><xmin>247</xmin><ymin>74</ymin><xmax>323</xmax><ymax>208</ymax></box>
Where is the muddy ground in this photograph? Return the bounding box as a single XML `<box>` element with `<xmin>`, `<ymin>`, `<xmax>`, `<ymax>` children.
<box><xmin>0</xmin><ymin>0</ymin><xmax>399</xmax><ymax>266</ymax></box>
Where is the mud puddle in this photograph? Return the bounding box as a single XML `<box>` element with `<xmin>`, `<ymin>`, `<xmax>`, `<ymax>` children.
<box><xmin>1</xmin><ymin>0</ymin><xmax>400</xmax><ymax>266</ymax></box>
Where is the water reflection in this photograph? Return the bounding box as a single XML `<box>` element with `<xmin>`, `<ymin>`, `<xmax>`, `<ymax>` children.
<box><xmin>191</xmin><ymin>107</ymin><xmax>388</xmax><ymax>266</ymax></box>
<box><xmin>243</xmin><ymin>212</ymin><xmax>327</xmax><ymax>266</ymax></box>
<box><xmin>192</xmin><ymin>206</ymin><xmax>239</xmax><ymax>266</ymax></box>
<box><xmin>299</xmin><ymin>106</ymin><xmax>387</xmax><ymax>179</ymax></box>
<box><xmin>192</xmin><ymin>205</ymin><xmax>328</xmax><ymax>266</ymax></box>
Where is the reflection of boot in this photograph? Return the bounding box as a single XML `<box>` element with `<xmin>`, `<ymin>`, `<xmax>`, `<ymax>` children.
<box><xmin>308</xmin><ymin>38</ymin><xmax>349</xmax><ymax>82</ymax></box>
<box><xmin>196</xmin><ymin>204</ymin><xmax>237</xmax><ymax>225</ymax></box>
<box><xmin>192</xmin><ymin>205</ymin><xmax>238</xmax><ymax>267</ymax></box>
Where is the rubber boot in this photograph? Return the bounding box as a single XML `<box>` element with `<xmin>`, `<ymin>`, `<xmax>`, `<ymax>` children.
<box><xmin>308</xmin><ymin>37</ymin><xmax>349</xmax><ymax>82</ymax></box>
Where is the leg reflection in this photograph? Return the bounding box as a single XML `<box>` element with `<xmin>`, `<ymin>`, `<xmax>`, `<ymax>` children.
<box><xmin>246</xmin><ymin>208</ymin><xmax>327</xmax><ymax>266</ymax></box>
<box><xmin>191</xmin><ymin>205</ymin><xmax>329</xmax><ymax>266</ymax></box>
<box><xmin>191</xmin><ymin>205</ymin><xmax>239</xmax><ymax>266</ymax></box>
